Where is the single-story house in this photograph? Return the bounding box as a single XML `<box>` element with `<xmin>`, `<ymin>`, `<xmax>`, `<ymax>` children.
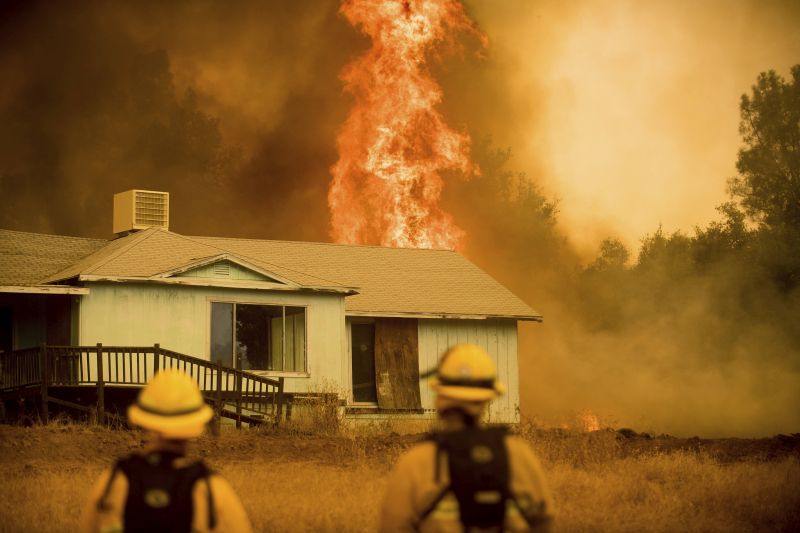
<box><xmin>0</xmin><ymin>191</ymin><xmax>541</xmax><ymax>423</ymax></box>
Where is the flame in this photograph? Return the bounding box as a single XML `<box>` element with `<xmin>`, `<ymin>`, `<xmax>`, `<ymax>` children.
<box><xmin>328</xmin><ymin>0</ymin><xmax>484</xmax><ymax>249</ymax></box>
<box><xmin>578</xmin><ymin>410</ymin><xmax>601</xmax><ymax>432</ymax></box>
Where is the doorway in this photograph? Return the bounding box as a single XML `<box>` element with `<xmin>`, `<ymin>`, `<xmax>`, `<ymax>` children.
<box><xmin>351</xmin><ymin>323</ymin><xmax>377</xmax><ymax>403</ymax></box>
<box><xmin>0</xmin><ymin>307</ymin><xmax>11</xmax><ymax>353</ymax></box>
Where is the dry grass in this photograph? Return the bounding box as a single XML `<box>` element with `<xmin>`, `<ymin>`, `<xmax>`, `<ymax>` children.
<box><xmin>0</xmin><ymin>422</ymin><xmax>797</xmax><ymax>532</ymax></box>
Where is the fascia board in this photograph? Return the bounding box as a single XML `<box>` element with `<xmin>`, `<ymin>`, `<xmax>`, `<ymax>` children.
<box><xmin>79</xmin><ymin>275</ymin><xmax>355</xmax><ymax>294</ymax></box>
<box><xmin>344</xmin><ymin>310</ymin><xmax>543</xmax><ymax>322</ymax></box>
<box><xmin>0</xmin><ymin>285</ymin><xmax>90</xmax><ymax>295</ymax></box>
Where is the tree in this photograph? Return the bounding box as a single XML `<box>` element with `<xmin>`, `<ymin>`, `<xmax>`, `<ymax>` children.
<box><xmin>588</xmin><ymin>238</ymin><xmax>630</xmax><ymax>272</ymax></box>
<box><xmin>730</xmin><ymin>65</ymin><xmax>800</xmax><ymax>231</ymax></box>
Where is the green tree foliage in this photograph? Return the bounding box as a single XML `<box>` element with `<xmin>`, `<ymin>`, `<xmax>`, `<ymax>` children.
<box><xmin>730</xmin><ymin>65</ymin><xmax>800</xmax><ymax>231</ymax></box>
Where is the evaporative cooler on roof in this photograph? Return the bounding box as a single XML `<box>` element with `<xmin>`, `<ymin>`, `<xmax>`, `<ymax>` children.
<box><xmin>113</xmin><ymin>189</ymin><xmax>170</xmax><ymax>234</ymax></box>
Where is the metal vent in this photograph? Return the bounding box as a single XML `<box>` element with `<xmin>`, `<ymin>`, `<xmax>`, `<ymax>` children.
<box><xmin>213</xmin><ymin>263</ymin><xmax>230</xmax><ymax>277</ymax></box>
<box><xmin>134</xmin><ymin>191</ymin><xmax>168</xmax><ymax>227</ymax></box>
<box><xmin>113</xmin><ymin>189</ymin><xmax>170</xmax><ymax>234</ymax></box>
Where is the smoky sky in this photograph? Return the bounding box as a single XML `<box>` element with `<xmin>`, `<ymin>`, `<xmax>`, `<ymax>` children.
<box><xmin>0</xmin><ymin>0</ymin><xmax>364</xmax><ymax>240</ymax></box>
<box><xmin>1</xmin><ymin>0</ymin><xmax>798</xmax><ymax>436</ymax></box>
<box><xmin>2</xmin><ymin>0</ymin><xmax>797</xmax><ymax>244</ymax></box>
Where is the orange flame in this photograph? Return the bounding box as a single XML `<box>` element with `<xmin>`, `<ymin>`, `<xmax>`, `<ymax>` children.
<box><xmin>578</xmin><ymin>410</ymin><xmax>601</xmax><ymax>432</ymax></box>
<box><xmin>328</xmin><ymin>0</ymin><xmax>484</xmax><ymax>249</ymax></box>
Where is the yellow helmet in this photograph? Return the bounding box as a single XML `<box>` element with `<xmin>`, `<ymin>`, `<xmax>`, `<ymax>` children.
<box><xmin>127</xmin><ymin>369</ymin><xmax>213</xmax><ymax>439</ymax></box>
<box><xmin>429</xmin><ymin>344</ymin><xmax>505</xmax><ymax>402</ymax></box>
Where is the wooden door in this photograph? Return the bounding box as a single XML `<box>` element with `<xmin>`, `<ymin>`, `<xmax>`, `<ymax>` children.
<box><xmin>374</xmin><ymin>318</ymin><xmax>421</xmax><ymax>410</ymax></box>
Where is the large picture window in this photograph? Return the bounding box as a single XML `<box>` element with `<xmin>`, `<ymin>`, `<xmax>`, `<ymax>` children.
<box><xmin>210</xmin><ymin>302</ymin><xmax>306</xmax><ymax>373</ymax></box>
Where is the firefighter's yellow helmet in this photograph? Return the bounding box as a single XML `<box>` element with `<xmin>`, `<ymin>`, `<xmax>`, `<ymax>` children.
<box><xmin>127</xmin><ymin>369</ymin><xmax>213</xmax><ymax>439</ymax></box>
<box><xmin>428</xmin><ymin>344</ymin><xmax>506</xmax><ymax>402</ymax></box>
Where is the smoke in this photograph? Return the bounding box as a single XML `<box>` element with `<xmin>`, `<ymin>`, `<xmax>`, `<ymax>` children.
<box><xmin>459</xmin><ymin>0</ymin><xmax>800</xmax><ymax>255</ymax></box>
<box><xmin>0</xmin><ymin>0</ymin><xmax>361</xmax><ymax>240</ymax></box>
<box><xmin>1</xmin><ymin>0</ymin><xmax>798</xmax><ymax>435</ymax></box>
<box><xmin>441</xmin><ymin>0</ymin><xmax>800</xmax><ymax>436</ymax></box>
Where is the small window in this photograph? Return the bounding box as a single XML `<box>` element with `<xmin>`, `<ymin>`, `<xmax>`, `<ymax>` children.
<box><xmin>210</xmin><ymin>302</ymin><xmax>306</xmax><ymax>373</ymax></box>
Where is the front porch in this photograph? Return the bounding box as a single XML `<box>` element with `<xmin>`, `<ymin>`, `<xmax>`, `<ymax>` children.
<box><xmin>0</xmin><ymin>344</ymin><xmax>291</xmax><ymax>428</ymax></box>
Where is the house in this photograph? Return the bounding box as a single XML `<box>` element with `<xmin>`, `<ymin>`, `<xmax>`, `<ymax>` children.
<box><xmin>0</xmin><ymin>191</ymin><xmax>541</xmax><ymax>423</ymax></box>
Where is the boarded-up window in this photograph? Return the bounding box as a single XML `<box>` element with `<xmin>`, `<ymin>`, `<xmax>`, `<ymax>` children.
<box><xmin>374</xmin><ymin>318</ymin><xmax>421</xmax><ymax>410</ymax></box>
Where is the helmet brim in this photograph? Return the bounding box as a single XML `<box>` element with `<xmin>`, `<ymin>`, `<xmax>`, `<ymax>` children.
<box><xmin>128</xmin><ymin>403</ymin><xmax>213</xmax><ymax>439</ymax></box>
<box><xmin>430</xmin><ymin>378</ymin><xmax>505</xmax><ymax>402</ymax></box>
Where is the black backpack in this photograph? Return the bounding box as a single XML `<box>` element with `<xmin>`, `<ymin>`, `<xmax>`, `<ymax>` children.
<box><xmin>97</xmin><ymin>451</ymin><xmax>217</xmax><ymax>533</ymax></box>
<box><xmin>421</xmin><ymin>426</ymin><xmax>511</xmax><ymax>531</ymax></box>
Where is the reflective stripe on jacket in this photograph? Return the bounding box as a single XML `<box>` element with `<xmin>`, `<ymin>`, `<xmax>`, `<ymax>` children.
<box><xmin>380</xmin><ymin>435</ymin><xmax>554</xmax><ymax>533</ymax></box>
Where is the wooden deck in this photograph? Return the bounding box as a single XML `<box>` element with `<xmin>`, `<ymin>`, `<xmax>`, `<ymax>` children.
<box><xmin>0</xmin><ymin>344</ymin><xmax>290</xmax><ymax>428</ymax></box>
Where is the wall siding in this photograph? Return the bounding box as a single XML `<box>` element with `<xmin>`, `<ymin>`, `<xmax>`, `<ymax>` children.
<box><xmin>79</xmin><ymin>282</ymin><xmax>346</xmax><ymax>394</ymax></box>
<box><xmin>418</xmin><ymin>318</ymin><xmax>520</xmax><ymax>423</ymax></box>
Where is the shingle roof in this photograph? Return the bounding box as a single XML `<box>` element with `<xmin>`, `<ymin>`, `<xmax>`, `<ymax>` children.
<box><xmin>192</xmin><ymin>235</ymin><xmax>539</xmax><ymax>319</ymax></box>
<box><xmin>1</xmin><ymin>228</ymin><xmax>540</xmax><ymax>320</ymax></box>
<box><xmin>0</xmin><ymin>229</ymin><xmax>107</xmax><ymax>285</ymax></box>
<box><xmin>41</xmin><ymin>228</ymin><xmax>352</xmax><ymax>289</ymax></box>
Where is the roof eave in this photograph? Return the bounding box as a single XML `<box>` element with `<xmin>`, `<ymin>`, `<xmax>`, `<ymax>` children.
<box><xmin>345</xmin><ymin>310</ymin><xmax>542</xmax><ymax>321</ymax></box>
<box><xmin>78</xmin><ymin>275</ymin><xmax>357</xmax><ymax>295</ymax></box>
<box><xmin>0</xmin><ymin>285</ymin><xmax>90</xmax><ymax>295</ymax></box>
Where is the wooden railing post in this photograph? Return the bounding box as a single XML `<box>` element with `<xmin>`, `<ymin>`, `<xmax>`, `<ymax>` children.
<box><xmin>153</xmin><ymin>343</ymin><xmax>160</xmax><ymax>378</ymax></box>
<box><xmin>39</xmin><ymin>344</ymin><xmax>49</xmax><ymax>424</ymax></box>
<box><xmin>96</xmin><ymin>343</ymin><xmax>105</xmax><ymax>425</ymax></box>
<box><xmin>215</xmin><ymin>360</ymin><xmax>222</xmax><ymax>434</ymax></box>
<box><xmin>235</xmin><ymin>370</ymin><xmax>242</xmax><ymax>429</ymax></box>
<box><xmin>276</xmin><ymin>377</ymin><xmax>285</xmax><ymax>425</ymax></box>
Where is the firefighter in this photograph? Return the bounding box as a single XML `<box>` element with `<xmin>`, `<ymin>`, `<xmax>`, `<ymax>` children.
<box><xmin>80</xmin><ymin>369</ymin><xmax>253</xmax><ymax>533</ymax></box>
<box><xmin>380</xmin><ymin>344</ymin><xmax>554</xmax><ymax>532</ymax></box>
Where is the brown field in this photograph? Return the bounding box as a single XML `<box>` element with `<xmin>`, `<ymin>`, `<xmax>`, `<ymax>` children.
<box><xmin>0</xmin><ymin>421</ymin><xmax>798</xmax><ymax>533</ymax></box>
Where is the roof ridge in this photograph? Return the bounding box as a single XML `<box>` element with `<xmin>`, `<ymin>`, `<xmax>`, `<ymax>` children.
<box><xmin>168</xmin><ymin>231</ymin><xmax>349</xmax><ymax>288</ymax></box>
<box><xmin>83</xmin><ymin>228</ymin><xmax>160</xmax><ymax>275</ymax></box>
<box><xmin>190</xmin><ymin>234</ymin><xmax>456</xmax><ymax>253</ymax></box>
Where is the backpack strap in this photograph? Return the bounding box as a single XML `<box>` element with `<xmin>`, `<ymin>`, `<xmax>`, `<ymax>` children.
<box><xmin>417</xmin><ymin>485</ymin><xmax>451</xmax><ymax>526</ymax></box>
<box><xmin>508</xmin><ymin>495</ymin><xmax>551</xmax><ymax>529</ymax></box>
<box><xmin>96</xmin><ymin>461</ymin><xmax>122</xmax><ymax>511</ymax></box>
<box><xmin>179</xmin><ymin>459</ymin><xmax>218</xmax><ymax>531</ymax></box>
<box><xmin>200</xmin><ymin>465</ymin><xmax>217</xmax><ymax>530</ymax></box>
<box><xmin>416</xmin><ymin>435</ymin><xmax>451</xmax><ymax>526</ymax></box>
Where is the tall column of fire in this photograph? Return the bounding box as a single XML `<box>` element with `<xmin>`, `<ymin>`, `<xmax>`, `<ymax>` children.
<box><xmin>328</xmin><ymin>0</ymin><xmax>483</xmax><ymax>250</ymax></box>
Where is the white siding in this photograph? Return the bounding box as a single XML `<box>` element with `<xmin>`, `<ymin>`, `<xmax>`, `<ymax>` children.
<box><xmin>418</xmin><ymin>318</ymin><xmax>520</xmax><ymax>423</ymax></box>
<box><xmin>79</xmin><ymin>282</ymin><xmax>346</xmax><ymax>394</ymax></box>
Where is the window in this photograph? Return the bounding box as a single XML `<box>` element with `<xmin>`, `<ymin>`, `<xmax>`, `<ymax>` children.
<box><xmin>210</xmin><ymin>302</ymin><xmax>306</xmax><ymax>373</ymax></box>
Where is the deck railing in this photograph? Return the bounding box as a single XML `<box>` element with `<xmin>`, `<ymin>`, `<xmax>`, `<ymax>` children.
<box><xmin>0</xmin><ymin>344</ymin><xmax>286</xmax><ymax>427</ymax></box>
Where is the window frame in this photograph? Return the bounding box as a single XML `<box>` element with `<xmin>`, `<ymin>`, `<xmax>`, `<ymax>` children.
<box><xmin>208</xmin><ymin>298</ymin><xmax>309</xmax><ymax>377</ymax></box>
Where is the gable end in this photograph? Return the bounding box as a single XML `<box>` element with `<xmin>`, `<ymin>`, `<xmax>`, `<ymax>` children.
<box><xmin>177</xmin><ymin>260</ymin><xmax>284</xmax><ymax>283</ymax></box>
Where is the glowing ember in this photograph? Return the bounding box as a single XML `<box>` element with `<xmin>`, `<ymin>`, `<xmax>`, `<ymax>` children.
<box><xmin>578</xmin><ymin>410</ymin><xmax>601</xmax><ymax>432</ymax></box>
<box><xmin>328</xmin><ymin>0</ymin><xmax>484</xmax><ymax>249</ymax></box>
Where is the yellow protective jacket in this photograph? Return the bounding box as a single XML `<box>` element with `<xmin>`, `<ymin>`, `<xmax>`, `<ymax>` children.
<box><xmin>380</xmin><ymin>434</ymin><xmax>554</xmax><ymax>533</ymax></box>
<box><xmin>79</xmin><ymin>455</ymin><xmax>253</xmax><ymax>533</ymax></box>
